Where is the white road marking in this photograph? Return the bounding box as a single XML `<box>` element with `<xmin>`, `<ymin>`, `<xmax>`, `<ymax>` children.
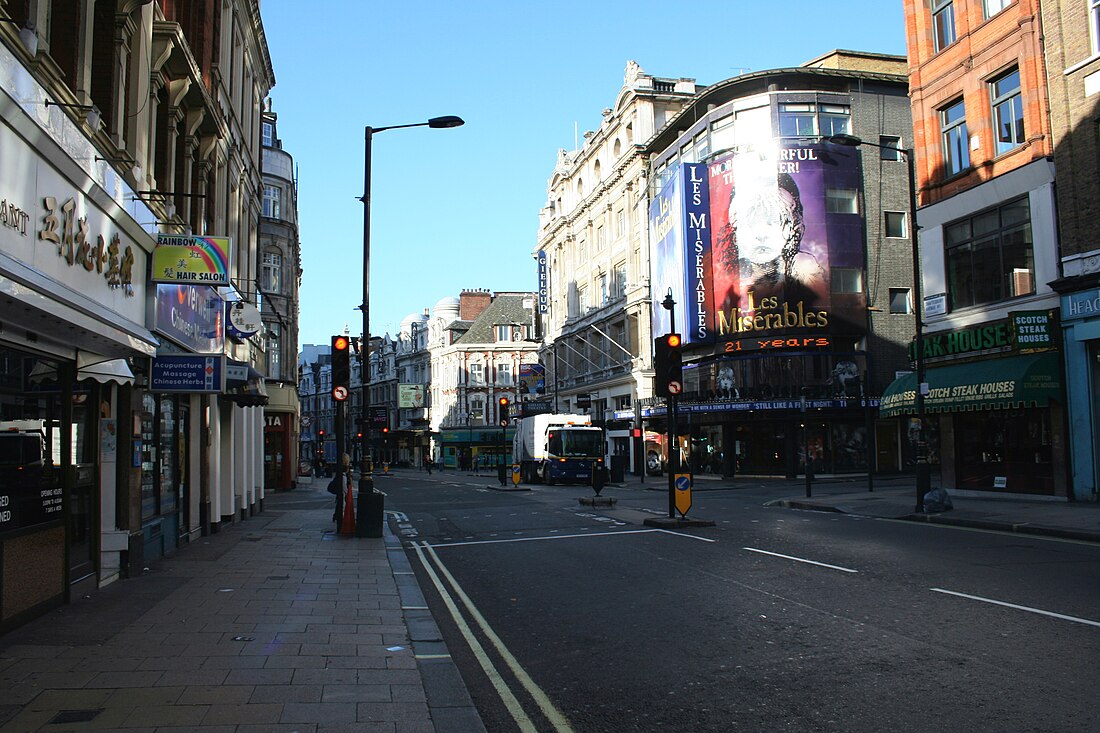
<box><xmin>931</xmin><ymin>588</ymin><xmax>1100</xmax><ymax>628</ymax></box>
<box><xmin>742</xmin><ymin>547</ymin><xmax>858</xmax><ymax>573</ymax></box>
<box><xmin>426</xmin><ymin>528</ymin><xmax>713</xmax><ymax>548</ymax></box>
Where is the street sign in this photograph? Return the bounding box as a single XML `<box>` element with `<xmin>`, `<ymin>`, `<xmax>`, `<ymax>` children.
<box><xmin>668</xmin><ymin>381</ymin><xmax>683</xmax><ymax>395</ymax></box>
<box><xmin>332</xmin><ymin>385</ymin><xmax>348</xmax><ymax>401</ymax></box>
<box><xmin>511</xmin><ymin>463</ymin><xmax>521</xmax><ymax>487</ymax></box>
<box><xmin>674</xmin><ymin>473</ymin><xmax>692</xmax><ymax>517</ymax></box>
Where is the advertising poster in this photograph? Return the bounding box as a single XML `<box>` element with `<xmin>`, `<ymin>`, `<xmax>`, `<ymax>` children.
<box><xmin>707</xmin><ymin>142</ymin><xmax>865</xmax><ymax>346</ymax></box>
<box><xmin>649</xmin><ymin>168</ymin><xmax>688</xmax><ymax>339</ymax></box>
<box><xmin>398</xmin><ymin>384</ymin><xmax>425</xmax><ymax>408</ymax></box>
<box><xmin>519</xmin><ymin>363</ymin><xmax>546</xmax><ymax>394</ymax></box>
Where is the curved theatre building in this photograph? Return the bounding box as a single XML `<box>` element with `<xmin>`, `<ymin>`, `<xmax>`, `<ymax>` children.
<box><xmin>640</xmin><ymin>51</ymin><xmax>919</xmax><ymax>477</ymax></box>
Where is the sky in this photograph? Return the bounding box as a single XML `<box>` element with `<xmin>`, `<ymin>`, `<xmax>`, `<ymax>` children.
<box><xmin>260</xmin><ymin>1</ymin><xmax>907</xmax><ymax>351</ymax></box>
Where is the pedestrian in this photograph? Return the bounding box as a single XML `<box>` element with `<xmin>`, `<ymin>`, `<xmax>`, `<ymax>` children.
<box><xmin>330</xmin><ymin>453</ymin><xmax>352</xmax><ymax>523</ymax></box>
<box><xmin>424</xmin><ymin>454</ymin><xmax>433</xmax><ymax>475</ymax></box>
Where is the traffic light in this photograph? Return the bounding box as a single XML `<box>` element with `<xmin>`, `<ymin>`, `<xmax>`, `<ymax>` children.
<box><xmin>653</xmin><ymin>333</ymin><xmax>683</xmax><ymax>398</ymax></box>
<box><xmin>498</xmin><ymin>396</ymin><xmax>510</xmax><ymax>427</ymax></box>
<box><xmin>331</xmin><ymin>335</ymin><xmax>350</xmax><ymax>391</ymax></box>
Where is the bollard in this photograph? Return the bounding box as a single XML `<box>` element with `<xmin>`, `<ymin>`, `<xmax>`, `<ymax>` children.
<box><xmin>357</xmin><ymin>488</ymin><xmax>385</xmax><ymax>538</ymax></box>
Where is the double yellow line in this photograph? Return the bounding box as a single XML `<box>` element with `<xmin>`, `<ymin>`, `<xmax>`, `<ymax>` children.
<box><xmin>412</xmin><ymin>542</ymin><xmax>574</xmax><ymax>732</ymax></box>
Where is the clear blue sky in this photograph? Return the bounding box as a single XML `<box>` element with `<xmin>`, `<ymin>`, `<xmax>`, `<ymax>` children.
<box><xmin>260</xmin><ymin>1</ymin><xmax>907</xmax><ymax>350</ymax></box>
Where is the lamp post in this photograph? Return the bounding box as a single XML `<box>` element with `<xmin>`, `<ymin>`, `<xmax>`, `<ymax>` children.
<box><xmin>360</xmin><ymin>115</ymin><xmax>463</xmax><ymax>500</ymax></box>
<box><xmin>825</xmin><ymin>133</ymin><xmax>929</xmax><ymax>511</ymax></box>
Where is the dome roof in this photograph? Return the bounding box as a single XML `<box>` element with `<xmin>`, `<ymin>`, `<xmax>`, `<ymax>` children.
<box><xmin>400</xmin><ymin>312</ymin><xmax>428</xmax><ymax>327</ymax></box>
<box><xmin>433</xmin><ymin>296</ymin><xmax>460</xmax><ymax>316</ymax></box>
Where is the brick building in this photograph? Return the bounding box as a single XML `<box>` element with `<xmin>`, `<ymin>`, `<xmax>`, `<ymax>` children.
<box><xmin>891</xmin><ymin>0</ymin><xmax>1068</xmax><ymax>497</ymax></box>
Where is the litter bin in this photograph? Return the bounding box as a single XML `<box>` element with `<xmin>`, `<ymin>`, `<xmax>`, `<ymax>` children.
<box><xmin>610</xmin><ymin>455</ymin><xmax>627</xmax><ymax>483</ymax></box>
<box><xmin>357</xmin><ymin>489</ymin><xmax>386</xmax><ymax>538</ymax></box>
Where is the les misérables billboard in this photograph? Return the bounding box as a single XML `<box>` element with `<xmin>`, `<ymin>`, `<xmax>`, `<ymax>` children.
<box><xmin>650</xmin><ymin>142</ymin><xmax>867</xmax><ymax>351</ymax></box>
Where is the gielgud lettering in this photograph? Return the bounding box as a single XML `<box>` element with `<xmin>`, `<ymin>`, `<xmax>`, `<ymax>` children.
<box><xmin>716</xmin><ymin>293</ymin><xmax>828</xmax><ymax>336</ymax></box>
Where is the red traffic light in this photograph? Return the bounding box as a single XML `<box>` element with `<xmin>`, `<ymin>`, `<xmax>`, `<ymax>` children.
<box><xmin>318</xmin><ymin>430</ymin><xmax>325</xmax><ymax>437</ymax></box>
<box><xmin>333</xmin><ymin>336</ymin><xmax>350</xmax><ymax>352</ymax></box>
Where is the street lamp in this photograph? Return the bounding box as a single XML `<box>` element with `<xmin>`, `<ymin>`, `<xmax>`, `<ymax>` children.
<box><xmin>360</xmin><ymin>115</ymin><xmax>464</xmax><ymax>499</ymax></box>
<box><xmin>825</xmin><ymin>133</ymin><xmax>929</xmax><ymax>512</ymax></box>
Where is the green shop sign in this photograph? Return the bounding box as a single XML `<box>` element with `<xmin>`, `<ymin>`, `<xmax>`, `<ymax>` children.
<box><xmin>910</xmin><ymin>311</ymin><xmax>1056</xmax><ymax>361</ymax></box>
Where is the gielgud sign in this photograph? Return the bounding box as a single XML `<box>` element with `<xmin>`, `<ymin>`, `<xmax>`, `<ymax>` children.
<box><xmin>649</xmin><ymin>143</ymin><xmax>867</xmax><ymax>350</ymax></box>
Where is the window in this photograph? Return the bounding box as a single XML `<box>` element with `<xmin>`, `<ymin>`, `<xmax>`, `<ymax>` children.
<box><xmin>613</xmin><ymin>262</ymin><xmax>627</xmax><ymax>300</ymax></box>
<box><xmin>1092</xmin><ymin>0</ymin><xmax>1100</xmax><ymax>55</ymax></box>
<box><xmin>826</xmin><ymin>189</ymin><xmax>859</xmax><ymax>214</ymax></box>
<box><xmin>983</xmin><ymin>0</ymin><xmax>1010</xmax><ymax>19</ymax></box>
<box><xmin>495</xmin><ymin>325</ymin><xmax>513</xmax><ymax>342</ymax></box>
<box><xmin>819</xmin><ymin>104</ymin><xmax>851</xmax><ymax>137</ymax></box>
<box><xmin>579</xmin><ymin>287</ymin><xmax>589</xmax><ymax>313</ymax></box>
<box><xmin>711</xmin><ymin>113</ymin><xmax>736</xmax><ymax>153</ymax></box>
<box><xmin>469</xmin><ymin>397</ymin><xmax>485</xmax><ymax>424</ymax></box>
<box><xmin>990</xmin><ymin>68</ymin><xmax>1024</xmax><ymax>155</ymax></box>
<box><xmin>262</xmin><ymin>252</ymin><xmax>283</xmax><ymax>293</ymax></box>
<box><xmin>832</xmin><ymin>268</ymin><xmax>863</xmax><ymax>294</ymax></box>
<box><xmin>262</xmin><ymin>121</ymin><xmax>273</xmax><ymax>147</ymax></box>
<box><xmin>615</xmin><ymin>208</ymin><xmax>625</xmax><ymax>238</ymax></box>
<box><xmin>945</xmin><ymin>197</ymin><xmax>1034</xmax><ymax>309</ymax></box>
<box><xmin>597</xmin><ymin>225</ymin><xmax>606</xmax><ymax>251</ymax></box>
<box><xmin>497</xmin><ymin>364</ymin><xmax>513</xmax><ymax>385</ymax></box>
<box><xmin>933</xmin><ymin>0</ymin><xmax>956</xmax><ymax>52</ymax></box>
<box><xmin>468</xmin><ymin>362</ymin><xmax>485</xmax><ymax>385</ymax></box>
<box><xmin>262</xmin><ymin>185</ymin><xmax>281</xmax><ymax>218</ymax></box>
<box><xmin>599</xmin><ymin>273</ymin><xmax>609</xmax><ymax>305</ymax></box>
<box><xmin>889</xmin><ymin>288</ymin><xmax>912</xmax><ymax>314</ymax></box>
<box><xmin>885</xmin><ymin>211</ymin><xmax>908</xmax><ymax>238</ymax></box>
<box><xmin>879</xmin><ymin>136</ymin><xmax>902</xmax><ymax>161</ymax></box>
<box><xmin>778</xmin><ymin>103</ymin><xmax>817</xmax><ymax>138</ymax></box>
<box><xmin>779</xmin><ymin>103</ymin><xmax>850</xmax><ymax>139</ymax></box>
<box><xmin>266</xmin><ymin>322</ymin><xmax>281</xmax><ymax>375</ymax></box>
<box><xmin>940</xmin><ymin>99</ymin><xmax>970</xmax><ymax>177</ymax></box>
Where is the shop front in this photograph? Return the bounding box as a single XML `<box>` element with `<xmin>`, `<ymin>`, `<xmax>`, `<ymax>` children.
<box><xmin>1056</xmin><ymin>285</ymin><xmax>1100</xmax><ymax>501</ymax></box>
<box><xmin>880</xmin><ymin>349</ymin><xmax>1067</xmax><ymax>496</ymax></box>
<box><xmin>439</xmin><ymin>427</ymin><xmax>516</xmax><ymax>470</ymax></box>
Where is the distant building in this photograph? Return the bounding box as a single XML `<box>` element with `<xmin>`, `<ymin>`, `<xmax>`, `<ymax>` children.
<box><xmin>430</xmin><ymin>290</ymin><xmax>540</xmax><ymax>470</ymax></box>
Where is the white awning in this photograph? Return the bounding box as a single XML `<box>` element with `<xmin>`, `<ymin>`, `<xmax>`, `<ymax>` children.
<box><xmin>77</xmin><ymin>353</ymin><xmax>135</xmax><ymax>385</ymax></box>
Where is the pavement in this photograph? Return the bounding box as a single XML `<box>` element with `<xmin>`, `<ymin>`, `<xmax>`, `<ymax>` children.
<box><xmin>0</xmin><ymin>477</ymin><xmax>485</xmax><ymax>733</ymax></box>
<box><xmin>2</xmin><ymin>470</ymin><xmax>1098</xmax><ymax>732</ymax></box>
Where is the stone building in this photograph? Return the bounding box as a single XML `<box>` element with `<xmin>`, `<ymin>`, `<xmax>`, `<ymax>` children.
<box><xmin>535</xmin><ymin>62</ymin><xmax>701</xmax><ymax>475</ymax></box>
<box><xmin>0</xmin><ymin>1</ymin><xmax>273</xmax><ymax>631</ymax></box>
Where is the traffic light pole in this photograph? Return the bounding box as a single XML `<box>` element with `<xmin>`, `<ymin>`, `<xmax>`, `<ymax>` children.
<box><xmin>661</xmin><ymin>292</ymin><xmax>677</xmax><ymax>520</ymax></box>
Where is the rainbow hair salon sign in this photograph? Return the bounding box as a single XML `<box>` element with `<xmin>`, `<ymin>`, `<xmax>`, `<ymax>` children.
<box><xmin>152</xmin><ymin>235</ymin><xmax>231</xmax><ymax>286</ymax></box>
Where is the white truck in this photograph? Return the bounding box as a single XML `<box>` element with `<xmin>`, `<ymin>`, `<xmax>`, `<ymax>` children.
<box><xmin>512</xmin><ymin>413</ymin><xmax>605</xmax><ymax>485</ymax></box>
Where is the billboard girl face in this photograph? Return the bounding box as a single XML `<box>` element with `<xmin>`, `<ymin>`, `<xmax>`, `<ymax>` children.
<box><xmin>724</xmin><ymin>171</ymin><xmax>806</xmax><ymax>282</ymax></box>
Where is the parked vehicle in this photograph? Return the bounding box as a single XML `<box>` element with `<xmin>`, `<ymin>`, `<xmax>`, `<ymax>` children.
<box><xmin>513</xmin><ymin>413</ymin><xmax>605</xmax><ymax>485</ymax></box>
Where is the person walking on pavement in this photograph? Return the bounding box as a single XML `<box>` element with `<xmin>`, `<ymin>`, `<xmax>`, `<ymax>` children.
<box><xmin>424</xmin><ymin>453</ymin><xmax>433</xmax><ymax>475</ymax></box>
<box><xmin>330</xmin><ymin>453</ymin><xmax>352</xmax><ymax>522</ymax></box>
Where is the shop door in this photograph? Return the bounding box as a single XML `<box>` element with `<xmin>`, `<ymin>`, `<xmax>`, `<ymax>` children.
<box><xmin>875</xmin><ymin>422</ymin><xmax>900</xmax><ymax>472</ymax></box>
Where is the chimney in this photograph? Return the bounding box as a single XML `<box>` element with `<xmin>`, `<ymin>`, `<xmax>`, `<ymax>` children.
<box><xmin>459</xmin><ymin>288</ymin><xmax>492</xmax><ymax>321</ymax></box>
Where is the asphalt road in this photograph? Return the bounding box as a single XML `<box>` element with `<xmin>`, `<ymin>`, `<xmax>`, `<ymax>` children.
<box><xmin>381</xmin><ymin>470</ymin><xmax>1100</xmax><ymax>733</ymax></box>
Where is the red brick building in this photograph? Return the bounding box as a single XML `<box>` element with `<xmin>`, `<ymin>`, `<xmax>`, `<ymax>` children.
<box><xmin>890</xmin><ymin>0</ymin><xmax>1069</xmax><ymax>497</ymax></box>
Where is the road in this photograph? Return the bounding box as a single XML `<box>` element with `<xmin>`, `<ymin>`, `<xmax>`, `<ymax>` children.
<box><xmin>380</xmin><ymin>469</ymin><xmax>1100</xmax><ymax>732</ymax></box>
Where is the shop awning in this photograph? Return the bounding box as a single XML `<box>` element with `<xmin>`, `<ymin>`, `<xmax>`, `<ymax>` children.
<box><xmin>77</xmin><ymin>353</ymin><xmax>136</xmax><ymax>385</ymax></box>
<box><xmin>222</xmin><ymin>359</ymin><xmax>268</xmax><ymax>407</ymax></box>
<box><xmin>879</xmin><ymin>352</ymin><xmax>1062</xmax><ymax>418</ymax></box>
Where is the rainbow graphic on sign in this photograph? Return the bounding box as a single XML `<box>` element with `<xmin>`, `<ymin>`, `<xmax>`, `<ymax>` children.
<box><xmin>152</xmin><ymin>235</ymin><xmax>232</xmax><ymax>286</ymax></box>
